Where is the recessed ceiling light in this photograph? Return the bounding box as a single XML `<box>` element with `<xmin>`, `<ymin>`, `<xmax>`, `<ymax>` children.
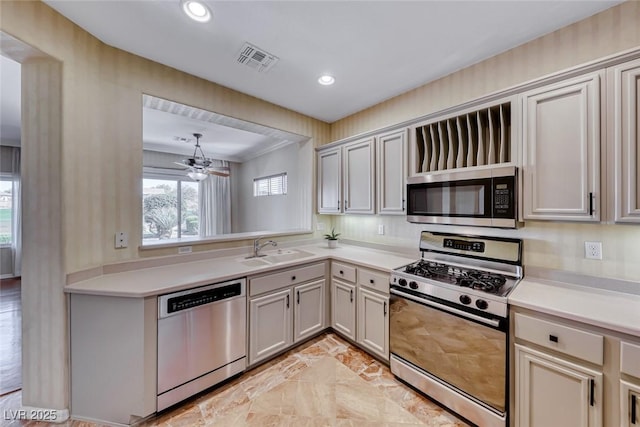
<box><xmin>181</xmin><ymin>0</ymin><xmax>211</xmax><ymax>23</ymax></box>
<box><xmin>318</xmin><ymin>75</ymin><xmax>335</xmax><ymax>86</ymax></box>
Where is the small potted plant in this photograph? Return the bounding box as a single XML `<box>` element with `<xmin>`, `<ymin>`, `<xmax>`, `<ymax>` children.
<box><xmin>324</xmin><ymin>228</ymin><xmax>340</xmax><ymax>249</ymax></box>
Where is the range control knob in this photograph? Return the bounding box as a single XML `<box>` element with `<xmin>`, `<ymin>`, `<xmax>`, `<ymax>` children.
<box><xmin>398</xmin><ymin>278</ymin><xmax>408</xmax><ymax>287</ymax></box>
<box><xmin>409</xmin><ymin>281</ymin><xmax>419</xmax><ymax>290</ymax></box>
<box><xmin>475</xmin><ymin>299</ymin><xmax>489</xmax><ymax>310</ymax></box>
<box><xmin>459</xmin><ymin>295</ymin><xmax>472</xmax><ymax>305</ymax></box>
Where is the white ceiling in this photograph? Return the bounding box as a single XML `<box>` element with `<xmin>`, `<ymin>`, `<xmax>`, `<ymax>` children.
<box><xmin>44</xmin><ymin>0</ymin><xmax>623</xmax><ymax>123</ymax></box>
<box><xmin>142</xmin><ymin>95</ymin><xmax>307</xmax><ymax>162</ymax></box>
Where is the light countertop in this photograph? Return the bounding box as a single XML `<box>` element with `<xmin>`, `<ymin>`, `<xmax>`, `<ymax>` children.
<box><xmin>509</xmin><ymin>277</ymin><xmax>640</xmax><ymax>337</ymax></box>
<box><xmin>64</xmin><ymin>243</ymin><xmax>416</xmax><ymax>298</ymax></box>
<box><xmin>66</xmin><ymin>242</ymin><xmax>640</xmax><ymax>338</ymax></box>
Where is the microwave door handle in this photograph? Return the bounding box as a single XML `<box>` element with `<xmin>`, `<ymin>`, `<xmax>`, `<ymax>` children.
<box><xmin>390</xmin><ymin>289</ymin><xmax>500</xmax><ymax>328</ymax></box>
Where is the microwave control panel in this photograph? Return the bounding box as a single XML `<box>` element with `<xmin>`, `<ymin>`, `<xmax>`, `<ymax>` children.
<box><xmin>492</xmin><ymin>176</ymin><xmax>515</xmax><ymax>218</ymax></box>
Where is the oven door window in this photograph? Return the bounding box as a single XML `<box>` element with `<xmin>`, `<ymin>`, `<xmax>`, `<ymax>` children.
<box><xmin>408</xmin><ymin>179</ymin><xmax>491</xmax><ymax>217</ymax></box>
<box><xmin>389</xmin><ymin>294</ymin><xmax>506</xmax><ymax>413</ymax></box>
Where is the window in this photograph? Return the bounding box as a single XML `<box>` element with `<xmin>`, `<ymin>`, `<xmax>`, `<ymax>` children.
<box><xmin>0</xmin><ymin>176</ymin><xmax>12</xmax><ymax>245</ymax></box>
<box><xmin>142</xmin><ymin>178</ymin><xmax>199</xmax><ymax>241</ymax></box>
<box><xmin>253</xmin><ymin>173</ymin><xmax>287</xmax><ymax>197</ymax></box>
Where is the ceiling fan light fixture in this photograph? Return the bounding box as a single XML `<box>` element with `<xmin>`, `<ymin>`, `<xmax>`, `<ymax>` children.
<box><xmin>187</xmin><ymin>171</ymin><xmax>209</xmax><ymax>181</ymax></box>
<box><xmin>181</xmin><ymin>0</ymin><xmax>211</xmax><ymax>22</ymax></box>
<box><xmin>318</xmin><ymin>75</ymin><xmax>335</xmax><ymax>86</ymax></box>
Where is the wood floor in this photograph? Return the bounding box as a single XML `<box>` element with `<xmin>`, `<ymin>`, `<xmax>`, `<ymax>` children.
<box><xmin>0</xmin><ymin>278</ymin><xmax>21</xmax><ymax>396</ymax></box>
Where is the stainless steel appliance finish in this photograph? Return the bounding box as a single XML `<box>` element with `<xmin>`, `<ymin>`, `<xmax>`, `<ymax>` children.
<box><xmin>157</xmin><ymin>278</ymin><xmax>247</xmax><ymax>411</ymax></box>
<box><xmin>389</xmin><ymin>231</ymin><xmax>522</xmax><ymax>427</ymax></box>
<box><xmin>406</xmin><ymin>165</ymin><xmax>518</xmax><ymax>228</ymax></box>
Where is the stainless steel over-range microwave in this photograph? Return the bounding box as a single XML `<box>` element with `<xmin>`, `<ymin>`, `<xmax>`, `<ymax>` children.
<box><xmin>406</xmin><ymin>166</ymin><xmax>518</xmax><ymax>228</ymax></box>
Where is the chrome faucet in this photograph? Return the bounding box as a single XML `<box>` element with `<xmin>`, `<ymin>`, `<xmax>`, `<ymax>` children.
<box><xmin>252</xmin><ymin>237</ymin><xmax>277</xmax><ymax>258</ymax></box>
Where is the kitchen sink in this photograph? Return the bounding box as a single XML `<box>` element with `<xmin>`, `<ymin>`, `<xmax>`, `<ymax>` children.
<box><xmin>237</xmin><ymin>249</ymin><xmax>314</xmax><ymax>267</ymax></box>
<box><xmin>261</xmin><ymin>249</ymin><xmax>314</xmax><ymax>264</ymax></box>
<box><xmin>237</xmin><ymin>258</ymin><xmax>271</xmax><ymax>267</ymax></box>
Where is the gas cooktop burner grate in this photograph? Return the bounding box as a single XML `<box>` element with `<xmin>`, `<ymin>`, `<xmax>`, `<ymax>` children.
<box><xmin>403</xmin><ymin>260</ymin><xmax>508</xmax><ymax>295</ymax></box>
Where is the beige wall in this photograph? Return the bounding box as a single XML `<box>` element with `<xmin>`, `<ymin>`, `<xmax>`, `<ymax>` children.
<box><xmin>0</xmin><ymin>0</ymin><xmax>331</xmax><ymax>274</ymax></box>
<box><xmin>330</xmin><ymin>1</ymin><xmax>640</xmax><ymax>141</ymax></box>
<box><xmin>328</xmin><ymin>1</ymin><xmax>640</xmax><ymax>284</ymax></box>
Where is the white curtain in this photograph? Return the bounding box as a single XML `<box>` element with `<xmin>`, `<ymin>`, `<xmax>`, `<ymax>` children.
<box><xmin>199</xmin><ymin>160</ymin><xmax>231</xmax><ymax>236</ymax></box>
<box><xmin>11</xmin><ymin>147</ymin><xmax>21</xmax><ymax>276</ymax></box>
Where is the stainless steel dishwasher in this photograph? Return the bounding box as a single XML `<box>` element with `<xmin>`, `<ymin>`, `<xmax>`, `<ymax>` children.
<box><xmin>157</xmin><ymin>278</ymin><xmax>246</xmax><ymax>411</ymax></box>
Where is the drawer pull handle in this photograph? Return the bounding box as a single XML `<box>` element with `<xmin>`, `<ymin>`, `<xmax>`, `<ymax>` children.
<box><xmin>370</xmin><ymin>279</ymin><xmax>374</xmax><ymax>284</ymax></box>
<box><xmin>549</xmin><ymin>334</ymin><xmax>558</xmax><ymax>343</ymax></box>
<box><xmin>632</xmin><ymin>394</ymin><xmax>637</xmax><ymax>424</ymax></box>
<box><xmin>291</xmin><ymin>276</ymin><xmax>296</xmax><ymax>281</ymax></box>
<box><xmin>350</xmin><ymin>289</ymin><xmax>353</xmax><ymax>302</ymax></box>
<box><xmin>590</xmin><ymin>379</ymin><xmax>595</xmax><ymax>407</ymax></box>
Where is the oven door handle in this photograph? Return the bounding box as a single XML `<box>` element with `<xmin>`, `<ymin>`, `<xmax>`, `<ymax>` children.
<box><xmin>390</xmin><ymin>289</ymin><xmax>501</xmax><ymax>328</ymax></box>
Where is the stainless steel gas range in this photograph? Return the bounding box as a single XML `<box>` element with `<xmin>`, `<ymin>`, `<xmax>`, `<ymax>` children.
<box><xmin>389</xmin><ymin>231</ymin><xmax>523</xmax><ymax>427</ymax></box>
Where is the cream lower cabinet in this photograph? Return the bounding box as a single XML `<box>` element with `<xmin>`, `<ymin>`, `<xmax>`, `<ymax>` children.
<box><xmin>331</xmin><ymin>279</ymin><xmax>357</xmax><ymax>340</ymax></box>
<box><xmin>249</xmin><ymin>288</ymin><xmax>293</xmax><ymax>365</ymax></box>
<box><xmin>521</xmin><ymin>71</ymin><xmax>602</xmax><ymax>221</ymax></box>
<box><xmin>331</xmin><ymin>261</ymin><xmax>389</xmax><ymax>361</ymax></box>
<box><xmin>293</xmin><ymin>279</ymin><xmax>325</xmax><ymax>342</ymax></box>
<box><xmin>249</xmin><ymin>263</ymin><xmax>326</xmax><ymax>366</ymax></box>
<box><xmin>621</xmin><ymin>381</ymin><xmax>640</xmax><ymax>427</ymax></box>
<box><xmin>621</xmin><ymin>341</ymin><xmax>640</xmax><ymax>426</ymax></box>
<box><xmin>515</xmin><ymin>345</ymin><xmax>603</xmax><ymax>427</ymax></box>
<box><xmin>357</xmin><ymin>287</ymin><xmax>389</xmax><ymax>361</ymax></box>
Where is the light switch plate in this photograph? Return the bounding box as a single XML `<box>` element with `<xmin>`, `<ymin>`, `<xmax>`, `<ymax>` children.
<box><xmin>378</xmin><ymin>224</ymin><xmax>385</xmax><ymax>235</ymax></box>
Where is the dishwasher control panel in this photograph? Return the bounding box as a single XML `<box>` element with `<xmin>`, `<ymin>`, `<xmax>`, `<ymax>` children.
<box><xmin>159</xmin><ymin>278</ymin><xmax>246</xmax><ymax>318</ymax></box>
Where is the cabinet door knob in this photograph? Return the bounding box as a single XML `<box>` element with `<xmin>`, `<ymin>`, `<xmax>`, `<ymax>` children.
<box><xmin>370</xmin><ymin>279</ymin><xmax>374</xmax><ymax>284</ymax></box>
<box><xmin>350</xmin><ymin>289</ymin><xmax>353</xmax><ymax>302</ymax></box>
<box><xmin>383</xmin><ymin>301</ymin><xmax>387</xmax><ymax>315</ymax></box>
<box><xmin>549</xmin><ymin>334</ymin><xmax>558</xmax><ymax>343</ymax></box>
<box><xmin>297</xmin><ymin>290</ymin><xmax>300</xmax><ymax>304</ymax></box>
<box><xmin>589</xmin><ymin>379</ymin><xmax>595</xmax><ymax>407</ymax></box>
<box><xmin>291</xmin><ymin>276</ymin><xmax>296</xmax><ymax>281</ymax></box>
<box><xmin>632</xmin><ymin>394</ymin><xmax>637</xmax><ymax>424</ymax></box>
<box><xmin>339</xmin><ymin>270</ymin><xmax>344</xmax><ymax>275</ymax></box>
<box><xmin>286</xmin><ymin>294</ymin><xmax>290</xmax><ymax>308</ymax></box>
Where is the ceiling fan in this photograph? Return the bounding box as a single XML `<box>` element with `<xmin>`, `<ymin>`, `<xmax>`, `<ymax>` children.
<box><xmin>173</xmin><ymin>133</ymin><xmax>231</xmax><ymax>180</ymax></box>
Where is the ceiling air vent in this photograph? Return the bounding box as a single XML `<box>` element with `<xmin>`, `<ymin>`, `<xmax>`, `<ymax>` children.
<box><xmin>237</xmin><ymin>42</ymin><xmax>279</xmax><ymax>73</ymax></box>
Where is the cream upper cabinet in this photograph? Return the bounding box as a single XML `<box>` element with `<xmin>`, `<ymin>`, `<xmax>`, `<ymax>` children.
<box><xmin>343</xmin><ymin>137</ymin><xmax>376</xmax><ymax>214</ymax></box>
<box><xmin>608</xmin><ymin>58</ymin><xmax>640</xmax><ymax>223</ymax></box>
<box><xmin>515</xmin><ymin>345</ymin><xmax>603</xmax><ymax>427</ymax></box>
<box><xmin>376</xmin><ymin>129</ymin><xmax>407</xmax><ymax>215</ymax></box>
<box><xmin>317</xmin><ymin>147</ymin><xmax>342</xmax><ymax>213</ymax></box>
<box><xmin>522</xmin><ymin>72</ymin><xmax>602</xmax><ymax>221</ymax></box>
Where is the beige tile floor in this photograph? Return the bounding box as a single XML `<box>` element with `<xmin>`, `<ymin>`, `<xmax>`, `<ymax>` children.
<box><xmin>0</xmin><ymin>333</ymin><xmax>470</xmax><ymax>427</ymax></box>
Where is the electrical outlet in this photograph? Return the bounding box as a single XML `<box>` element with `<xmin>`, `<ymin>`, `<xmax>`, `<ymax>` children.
<box><xmin>114</xmin><ymin>231</ymin><xmax>128</xmax><ymax>249</ymax></box>
<box><xmin>178</xmin><ymin>246</ymin><xmax>192</xmax><ymax>254</ymax></box>
<box><xmin>584</xmin><ymin>241</ymin><xmax>602</xmax><ymax>260</ymax></box>
<box><xmin>378</xmin><ymin>224</ymin><xmax>385</xmax><ymax>235</ymax></box>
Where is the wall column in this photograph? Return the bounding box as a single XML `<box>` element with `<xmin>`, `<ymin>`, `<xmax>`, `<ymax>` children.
<box><xmin>21</xmin><ymin>58</ymin><xmax>67</xmax><ymax>414</ymax></box>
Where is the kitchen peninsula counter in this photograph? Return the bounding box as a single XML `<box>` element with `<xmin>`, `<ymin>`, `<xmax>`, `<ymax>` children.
<box><xmin>64</xmin><ymin>243</ymin><xmax>417</xmax><ymax>298</ymax></box>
